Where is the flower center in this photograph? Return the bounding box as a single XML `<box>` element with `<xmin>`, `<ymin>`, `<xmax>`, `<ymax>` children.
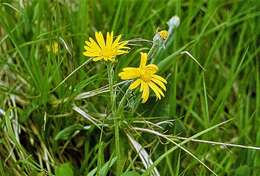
<box><xmin>139</xmin><ymin>69</ymin><xmax>152</xmax><ymax>82</ymax></box>
<box><xmin>159</xmin><ymin>30</ymin><xmax>168</xmax><ymax>40</ymax></box>
<box><xmin>100</xmin><ymin>47</ymin><xmax>115</xmax><ymax>58</ymax></box>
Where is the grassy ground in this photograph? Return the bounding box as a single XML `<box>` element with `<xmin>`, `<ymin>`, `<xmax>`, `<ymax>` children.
<box><xmin>0</xmin><ymin>0</ymin><xmax>260</xmax><ymax>175</ymax></box>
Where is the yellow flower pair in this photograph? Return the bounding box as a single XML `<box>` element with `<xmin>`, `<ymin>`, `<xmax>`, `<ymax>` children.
<box><xmin>83</xmin><ymin>32</ymin><xmax>167</xmax><ymax>103</ymax></box>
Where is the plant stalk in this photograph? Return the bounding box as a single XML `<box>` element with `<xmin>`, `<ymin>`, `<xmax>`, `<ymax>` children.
<box><xmin>107</xmin><ymin>63</ymin><xmax>121</xmax><ymax>175</ymax></box>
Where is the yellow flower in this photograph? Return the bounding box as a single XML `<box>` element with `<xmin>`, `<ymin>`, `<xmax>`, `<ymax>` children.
<box><xmin>158</xmin><ymin>30</ymin><xmax>168</xmax><ymax>40</ymax></box>
<box><xmin>46</xmin><ymin>41</ymin><xmax>59</xmax><ymax>54</ymax></box>
<box><xmin>83</xmin><ymin>31</ymin><xmax>129</xmax><ymax>62</ymax></box>
<box><xmin>119</xmin><ymin>52</ymin><xmax>167</xmax><ymax>103</ymax></box>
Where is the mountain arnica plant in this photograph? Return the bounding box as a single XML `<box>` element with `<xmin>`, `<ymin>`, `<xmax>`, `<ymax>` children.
<box><xmin>0</xmin><ymin>1</ymin><xmax>259</xmax><ymax>176</ymax></box>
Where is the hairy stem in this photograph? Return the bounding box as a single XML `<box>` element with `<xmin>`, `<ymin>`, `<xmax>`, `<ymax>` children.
<box><xmin>107</xmin><ymin>63</ymin><xmax>121</xmax><ymax>175</ymax></box>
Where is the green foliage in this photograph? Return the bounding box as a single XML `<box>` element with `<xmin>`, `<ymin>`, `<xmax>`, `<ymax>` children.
<box><xmin>54</xmin><ymin>124</ymin><xmax>85</xmax><ymax>141</ymax></box>
<box><xmin>55</xmin><ymin>163</ymin><xmax>74</xmax><ymax>176</ymax></box>
<box><xmin>122</xmin><ymin>171</ymin><xmax>140</xmax><ymax>176</ymax></box>
<box><xmin>0</xmin><ymin>0</ymin><xmax>259</xmax><ymax>175</ymax></box>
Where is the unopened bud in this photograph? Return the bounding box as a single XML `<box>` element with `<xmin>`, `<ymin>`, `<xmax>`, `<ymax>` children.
<box><xmin>167</xmin><ymin>16</ymin><xmax>180</xmax><ymax>29</ymax></box>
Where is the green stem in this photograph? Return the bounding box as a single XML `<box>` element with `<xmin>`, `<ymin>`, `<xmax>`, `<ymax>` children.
<box><xmin>148</xmin><ymin>43</ymin><xmax>158</xmax><ymax>62</ymax></box>
<box><xmin>107</xmin><ymin>63</ymin><xmax>121</xmax><ymax>175</ymax></box>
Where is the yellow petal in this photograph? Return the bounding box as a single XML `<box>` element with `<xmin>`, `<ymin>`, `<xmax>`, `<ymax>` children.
<box><xmin>140</xmin><ymin>52</ymin><xmax>148</xmax><ymax>68</ymax></box>
<box><xmin>140</xmin><ymin>80</ymin><xmax>145</xmax><ymax>92</ymax></box>
<box><xmin>93</xmin><ymin>57</ymin><xmax>103</xmax><ymax>61</ymax></box>
<box><xmin>145</xmin><ymin>64</ymin><xmax>158</xmax><ymax>74</ymax></box>
<box><xmin>152</xmin><ymin>74</ymin><xmax>167</xmax><ymax>84</ymax></box>
<box><xmin>83</xmin><ymin>51</ymin><xmax>99</xmax><ymax>57</ymax></box>
<box><xmin>95</xmin><ymin>32</ymin><xmax>105</xmax><ymax>48</ymax></box>
<box><xmin>141</xmin><ymin>82</ymin><xmax>149</xmax><ymax>103</ymax></box>
<box><xmin>118</xmin><ymin>72</ymin><xmax>137</xmax><ymax>80</ymax></box>
<box><xmin>117</xmin><ymin>42</ymin><xmax>129</xmax><ymax>52</ymax></box>
<box><xmin>112</xmin><ymin>35</ymin><xmax>122</xmax><ymax>47</ymax></box>
<box><xmin>151</xmin><ymin>77</ymin><xmax>166</xmax><ymax>91</ymax></box>
<box><xmin>117</xmin><ymin>50</ymin><xmax>129</xmax><ymax>55</ymax></box>
<box><xmin>108</xmin><ymin>57</ymin><xmax>116</xmax><ymax>62</ymax></box>
<box><xmin>118</xmin><ymin>41</ymin><xmax>128</xmax><ymax>47</ymax></box>
<box><xmin>148</xmin><ymin>81</ymin><xmax>161</xmax><ymax>100</ymax></box>
<box><xmin>148</xmin><ymin>81</ymin><xmax>165</xmax><ymax>98</ymax></box>
<box><xmin>84</xmin><ymin>45</ymin><xmax>98</xmax><ymax>52</ymax></box>
<box><xmin>122</xmin><ymin>67</ymin><xmax>140</xmax><ymax>73</ymax></box>
<box><xmin>119</xmin><ymin>46</ymin><xmax>130</xmax><ymax>50</ymax></box>
<box><xmin>118</xmin><ymin>68</ymin><xmax>140</xmax><ymax>80</ymax></box>
<box><xmin>88</xmin><ymin>37</ymin><xmax>101</xmax><ymax>50</ymax></box>
<box><xmin>106</xmin><ymin>32</ymin><xmax>113</xmax><ymax>47</ymax></box>
<box><xmin>129</xmin><ymin>79</ymin><xmax>142</xmax><ymax>90</ymax></box>
<box><xmin>85</xmin><ymin>41</ymin><xmax>92</xmax><ymax>47</ymax></box>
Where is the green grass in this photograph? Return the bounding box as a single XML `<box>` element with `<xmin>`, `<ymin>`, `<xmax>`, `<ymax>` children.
<box><xmin>0</xmin><ymin>0</ymin><xmax>260</xmax><ymax>175</ymax></box>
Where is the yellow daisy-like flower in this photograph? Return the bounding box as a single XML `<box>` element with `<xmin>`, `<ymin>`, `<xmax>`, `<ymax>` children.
<box><xmin>119</xmin><ymin>52</ymin><xmax>167</xmax><ymax>103</ymax></box>
<box><xmin>46</xmin><ymin>41</ymin><xmax>59</xmax><ymax>54</ymax></box>
<box><xmin>158</xmin><ymin>30</ymin><xmax>169</xmax><ymax>40</ymax></box>
<box><xmin>83</xmin><ymin>31</ymin><xmax>129</xmax><ymax>62</ymax></box>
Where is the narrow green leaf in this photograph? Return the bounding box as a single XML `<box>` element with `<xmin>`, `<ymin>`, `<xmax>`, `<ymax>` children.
<box><xmin>121</xmin><ymin>171</ymin><xmax>140</xmax><ymax>176</ymax></box>
<box><xmin>54</xmin><ymin>124</ymin><xmax>84</xmax><ymax>141</ymax></box>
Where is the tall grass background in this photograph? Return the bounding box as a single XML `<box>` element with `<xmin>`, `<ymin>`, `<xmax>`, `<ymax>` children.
<box><xmin>0</xmin><ymin>0</ymin><xmax>260</xmax><ymax>175</ymax></box>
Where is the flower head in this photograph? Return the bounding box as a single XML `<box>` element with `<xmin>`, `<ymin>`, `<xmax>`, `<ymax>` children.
<box><xmin>119</xmin><ymin>52</ymin><xmax>167</xmax><ymax>103</ymax></box>
<box><xmin>46</xmin><ymin>41</ymin><xmax>59</xmax><ymax>54</ymax></box>
<box><xmin>159</xmin><ymin>30</ymin><xmax>168</xmax><ymax>40</ymax></box>
<box><xmin>83</xmin><ymin>31</ymin><xmax>129</xmax><ymax>62</ymax></box>
<box><xmin>152</xmin><ymin>30</ymin><xmax>168</xmax><ymax>49</ymax></box>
